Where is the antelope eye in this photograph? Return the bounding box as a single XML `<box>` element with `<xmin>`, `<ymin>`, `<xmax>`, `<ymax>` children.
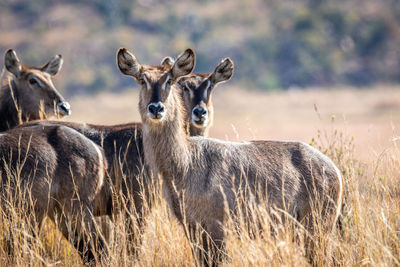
<box><xmin>29</xmin><ymin>78</ymin><xmax>37</xmax><ymax>85</ymax></box>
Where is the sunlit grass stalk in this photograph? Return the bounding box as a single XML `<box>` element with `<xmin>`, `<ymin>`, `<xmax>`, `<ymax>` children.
<box><xmin>0</xmin><ymin>126</ymin><xmax>399</xmax><ymax>266</ymax></box>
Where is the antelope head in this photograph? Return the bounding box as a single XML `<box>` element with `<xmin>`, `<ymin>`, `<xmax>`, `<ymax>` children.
<box><xmin>176</xmin><ymin>58</ymin><xmax>234</xmax><ymax>135</ymax></box>
<box><xmin>4</xmin><ymin>49</ymin><xmax>71</xmax><ymax>119</ymax></box>
<box><xmin>117</xmin><ymin>48</ymin><xmax>196</xmax><ymax>126</ymax></box>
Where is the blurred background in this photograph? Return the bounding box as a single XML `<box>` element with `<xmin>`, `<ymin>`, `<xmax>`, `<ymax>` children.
<box><xmin>1</xmin><ymin>0</ymin><xmax>400</xmax><ymax>161</ymax></box>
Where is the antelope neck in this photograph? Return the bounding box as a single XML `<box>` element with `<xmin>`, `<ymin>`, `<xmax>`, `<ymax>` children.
<box><xmin>142</xmin><ymin>86</ymin><xmax>191</xmax><ymax>187</ymax></box>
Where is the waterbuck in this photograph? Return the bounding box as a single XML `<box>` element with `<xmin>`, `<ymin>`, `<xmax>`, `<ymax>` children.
<box><xmin>21</xmin><ymin>121</ymin><xmax>146</xmax><ymax>217</ymax></box>
<box><xmin>0</xmin><ymin>124</ymin><xmax>107</xmax><ymax>262</ymax></box>
<box><xmin>117</xmin><ymin>47</ymin><xmax>344</xmax><ymax>266</ymax></box>
<box><xmin>19</xmin><ymin>54</ymin><xmax>233</xmax><ymax>229</ymax></box>
<box><xmin>164</xmin><ymin>57</ymin><xmax>234</xmax><ymax>137</ymax></box>
<box><xmin>0</xmin><ymin>49</ymin><xmax>71</xmax><ymax>132</ymax></box>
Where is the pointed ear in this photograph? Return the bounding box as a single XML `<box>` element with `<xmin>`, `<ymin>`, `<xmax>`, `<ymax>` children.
<box><xmin>4</xmin><ymin>49</ymin><xmax>22</xmax><ymax>77</ymax></box>
<box><xmin>209</xmin><ymin>58</ymin><xmax>234</xmax><ymax>85</ymax></box>
<box><xmin>171</xmin><ymin>48</ymin><xmax>195</xmax><ymax>80</ymax></box>
<box><xmin>41</xmin><ymin>54</ymin><xmax>63</xmax><ymax>76</ymax></box>
<box><xmin>117</xmin><ymin>48</ymin><xmax>141</xmax><ymax>78</ymax></box>
<box><xmin>161</xmin><ymin>56</ymin><xmax>175</xmax><ymax>66</ymax></box>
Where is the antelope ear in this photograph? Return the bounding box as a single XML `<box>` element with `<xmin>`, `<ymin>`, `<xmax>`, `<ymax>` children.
<box><xmin>4</xmin><ymin>49</ymin><xmax>22</xmax><ymax>77</ymax></box>
<box><xmin>161</xmin><ymin>56</ymin><xmax>175</xmax><ymax>66</ymax></box>
<box><xmin>117</xmin><ymin>48</ymin><xmax>141</xmax><ymax>78</ymax></box>
<box><xmin>209</xmin><ymin>58</ymin><xmax>234</xmax><ymax>85</ymax></box>
<box><xmin>171</xmin><ymin>48</ymin><xmax>195</xmax><ymax>80</ymax></box>
<box><xmin>41</xmin><ymin>54</ymin><xmax>63</xmax><ymax>76</ymax></box>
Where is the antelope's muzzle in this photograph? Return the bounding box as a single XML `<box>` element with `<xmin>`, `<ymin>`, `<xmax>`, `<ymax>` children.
<box><xmin>57</xmin><ymin>101</ymin><xmax>71</xmax><ymax>116</ymax></box>
<box><xmin>147</xmin><ymin>102</ymin><xmax>165</xmax><ymax>121</ymax></box>
<box><xmin>192</xmin><ymin>106</ymin><xmax>208</xmax><ymax>126</ymax></box>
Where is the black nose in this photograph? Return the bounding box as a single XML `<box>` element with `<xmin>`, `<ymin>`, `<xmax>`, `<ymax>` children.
<box><xmin>148</xmin><ymin>102</ymin><xmax>165</xmax><ymax>118</ymax></box>
<box><xmin>57</xmin><ymin>101</ymin><xmax>71</xmax><ymax>115</ymax></box>
<box><xmin>193</xmin><ymin>107</ymin><xmax>207</xmax><ymax>119</ymax></box>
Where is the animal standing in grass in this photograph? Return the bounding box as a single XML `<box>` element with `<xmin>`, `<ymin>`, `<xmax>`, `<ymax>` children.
<box><xmin>117</xmin><ymin>47</ymin><xmax>344</xmax><ymax>266</ymax></box>
<box><xmin>20</xmin><ymin>55</ymin><xmax>231</xmax><ymax>239</ymax></box>
<box><xmin>0</xmin><ymin>124</ymin><xmax>106</xmax><ymax>263</ymax></box>
<box><xmin>0</xmin><ymin>49</ymin><xmax>70</xmax><ymax>132</ymax></box>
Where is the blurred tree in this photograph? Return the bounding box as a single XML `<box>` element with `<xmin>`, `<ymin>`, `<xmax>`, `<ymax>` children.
<box><xmin>2</xmin><ymin>0</ymin><xmax>400</xmax><ymax>93</ymax></box>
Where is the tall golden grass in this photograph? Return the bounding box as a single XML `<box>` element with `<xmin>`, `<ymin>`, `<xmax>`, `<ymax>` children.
<box><xmin>0</xmin><ymin>87</ymin><xmax>399</xmax><ymax>266</ymax></box>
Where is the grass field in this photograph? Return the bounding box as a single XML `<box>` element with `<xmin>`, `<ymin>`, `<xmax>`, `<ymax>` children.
<box><xmin>1</xmin><ymin>86</ymin><xmax>400</xmax><ymax>266</ymax></box>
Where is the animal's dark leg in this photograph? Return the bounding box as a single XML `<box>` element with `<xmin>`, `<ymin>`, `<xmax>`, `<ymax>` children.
<box><xmin>186</xmin><ymin>223</ymin><xmax>207</xmax><ymax>266</ymax></box>
<box><xmin>186</xmin><ymin>221</ymin><xmax>225</xmax><ymax>267</ymax></box>
<box><xmin>48</xmin><ymin>204</ymin><xmax>104</xmax><ymax>264</ymax></box>
<box><xmin>124</xmin><ymin>207</ymin><xmax>145</xmax><ymax>258</ymax></box>
<box><xmin>203</xmin><ymin>220</ymin><xmax>225</xmax><ymax>267</ymax></box>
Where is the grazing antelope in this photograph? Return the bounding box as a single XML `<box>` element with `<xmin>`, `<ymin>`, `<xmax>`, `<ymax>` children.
<box><xmin>0</xmin><ymin>124</ymin><xmax>106</xmax><ymax>262</ymax></box>
<box><xmin>0</xmin><ymin>49</ymin><xmax>71</xmax><ymax>132</ymax></box>
<box><xmin>117</xmin><ymin>48</ymin><xmax>344</xmax><ymax>266</ymax></box>
<box><xmin>162</xmin><ymin>57</ymin><xmax>234</xmax><ymax>136</ymax></box>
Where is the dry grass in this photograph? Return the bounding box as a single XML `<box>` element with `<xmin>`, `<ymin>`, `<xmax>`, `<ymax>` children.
<box><xmin>1</xmin><ymin>87</ymin><xmax>400</xmax><ymax>266</ymax></box>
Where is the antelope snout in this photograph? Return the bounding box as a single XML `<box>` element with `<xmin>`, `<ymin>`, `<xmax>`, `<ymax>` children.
<box><xmin>192</xmin><ymin>106</ymin><xmax>208</xmax><ymax>126</ymax></box>
<box><xmin>147</xmin><ymin>102</ymin><xmax>165</xmax><ymax>121</ymax></box>
<box><xmin>57</xmin><ymin>101</ymin><xmax>71</xmax><ymax>116</ymax></box>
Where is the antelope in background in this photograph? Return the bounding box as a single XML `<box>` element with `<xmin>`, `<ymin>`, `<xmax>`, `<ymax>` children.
<box><xmin>0</xmin><ymin>49</ymin><xmax>71</xmax><ymax>132</ymax></box>
<box><xmin>117</xmin><ymin>47</ymin><xmax>344</xmax><ymax>266</ymax></box>
<box><xmin>162</xmin><ymin>56</ymin><xmax>234</xmax><ymax>136</ymax></box>
<box><xmin>0</xmin><ymin>124</ymin><xmax>107</xmax><ymax>263</ymax></box>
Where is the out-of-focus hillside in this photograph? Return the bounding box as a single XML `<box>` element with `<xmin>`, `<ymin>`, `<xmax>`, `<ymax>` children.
<box><xmin>1</xmin><ymin>0</ymin><xmax>400</xmax><ymax>96</ymax></box>
<box><xmin>67</xmin><ymin>85</ymin><xmax>400</xmax><ymax>161</ymax></box>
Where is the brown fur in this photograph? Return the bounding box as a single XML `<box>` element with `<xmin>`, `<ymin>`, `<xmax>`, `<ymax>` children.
<box><xmin>17</xmin><ymin>69</ymin><xmax>223</xmax><ymax>235</ymax></box>
<box><xmin>0</xmin><ymin>124</ymin><xmax>107</xmax><ymax>262</ymax></box>
<box><xmin>0</xmin><ymin>49</ymin><xmax>70</xmax><ymax>132</ymax></box>
<box><xmin>177</xmin><ymin>58</ymin><xmax>234</xmax><ymax>136</ymax></box>
<box><xmin>20</xmin><ymin>121</ymin><xmax>146</xmax><ymax>220</ymax></box>
<box><xmin>17</xmin><ymin>55</ymin><xmax>225</xmax><ymax>241</ymax></box>
<box><xmin>17</xmin><ymin>56</ymin><xmax>221</xmax><ymax>244</ymax></box>
<box><xmin>118</xmin><ymin>47</ymin><xmax>344</xmax><ymax>266</ymax></box>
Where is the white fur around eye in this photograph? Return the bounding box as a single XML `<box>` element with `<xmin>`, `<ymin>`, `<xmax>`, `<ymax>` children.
<box><xmin>203</xmin><ymin>80</ymin><xmax>211</xmax><ymax>100</ymax></box>
<box><xmin>185</xmin><ymin>82</ymin><xmax>194</xmax><ymax>99</ymax></box>
<box><xmin>143</xmin><ymin>76</ymin><xmax>151</xmax><ymax>90</ymax></box>
<box><xmin>161</xmin><ymin>74</ymin><xmax>170</xmax><ymax>90</ymax></box>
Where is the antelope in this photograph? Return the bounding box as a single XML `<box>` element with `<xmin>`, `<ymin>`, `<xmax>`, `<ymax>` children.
<box><xmin>21</xmin><ymin>121</ymin><xmax>147</xmax><ymax>217</ymax></box>
<box><xmin>0</xmin><ymin>124</ymin><xmax>107</xmax><ymax>263</ymax></box>
<box><xmin>19</xmin><ymin>54</ymin><xmax>230</xmax><ymax>232</ymax></box>
<box><xmin>162</xmin><ymin>56</ymin><xmax>234</xmax><ymax>136</ymax></box>
<box><xmin>0</xmin><ymin>49</ymin><xmax>71</xmax><ymax>132</ymax></box>
<box><xmin>117</xmin><ymin>48</ymin><xmax>344</xmax><ymax>266</ymax></box>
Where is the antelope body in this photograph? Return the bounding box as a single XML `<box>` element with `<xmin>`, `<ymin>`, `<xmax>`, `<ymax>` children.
<box><xmin>21</xmin><ymin>121</ymin><xmax>146</xmax><ymax>219</ymax></box>
<box><xmin>0</xmin><ymin>124</ymin><xmax>106</xmax><ymax>262</ymax></box>
<box><xmin>117</xmin><ymin>48</ymin><xmax>344</xmax><ymax>266</ymax></box>
<box><xmin>0</xmin><ymin>49</ymin><xmax>70</xmax><ymax>132</ymax></box>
